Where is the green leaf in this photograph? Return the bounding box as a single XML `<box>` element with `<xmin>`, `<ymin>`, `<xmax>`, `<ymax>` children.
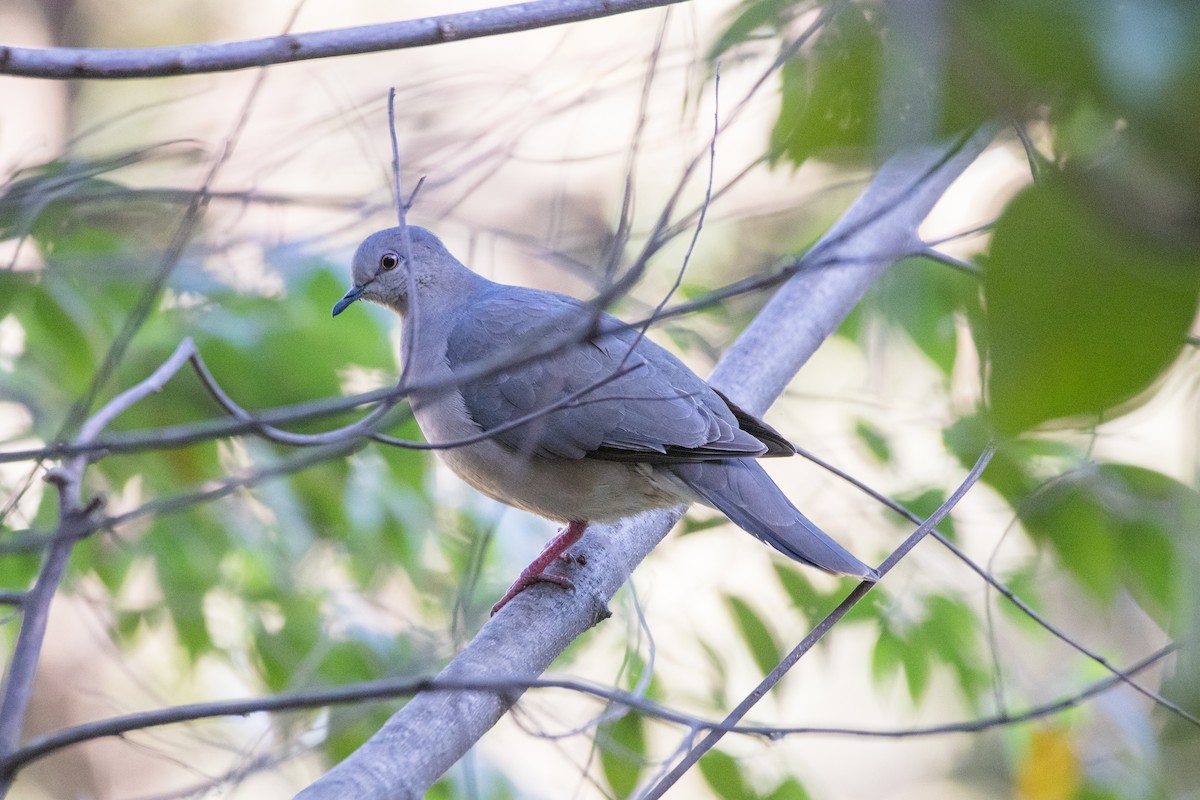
<box><xmin>770</xmin><ymin>6</ymin><xmax>883</xmax><ymax>166</ymax></box>
<box><xmin>1020</xmin><ymin>463</ymin><xmax>1196</xmax><ymax>622</ymax></box>
<box><xmin>853</xmin><ymin>418</ymin><xmax>891</xmax><ymax>464</ymax></box>
<box><xmin>699</xmin><ymin>637</ymin><xmax>731</xmax><ymax>708</ymax></box>
<box><xmin>709</xmin><ymin>0</ymin><xmax>794</xmax><ymax>61</ymax></box>
<box><xmin>1022</xmin><ymin>472</ymin><xmax>1122</xmax><ymax>600</ymax></box>
<box><xmin>944</xmin><ymin>414</ymin><xmax>1083</xmax><ymax>509</ymax></box>
<box><xmin>0</xmin><ymin>273</ymin><xmax>97</xmax><ymax>419</ymax></box>
<box><xmin>727</xmin><ymin>595</ymin><xmax>784</xmax><ymax>675</ymax></box>
<box><xmin>772</xmin><ymin>563</ymin><xmax>837</xmax><ymax>623</ymax></box>
<box><xmin>872</xmin><ymin>257</ymin><xmax>978</xmax><ymax>376</ymax></box>
<box><xmin>599</xmin><ymin>712</ymin><xmax>646</xmax><ymax>799</ymax></box>
<box><xmin>984</xmin><ymin>180</ymin><xmax>1200</xmax><ymax>435</ymax></box>
<box><xmin>146</xmin><ymin>512</ymin><xmax>228</xmax><ymax>659</ymax></box>
<box><xmin>324</xmin><ymin>704</ymin><xmax>401</xmax><ymax>763</ymax></box>
<box><xmin>0</xmin><ymin>548</ymin><xmax>40</xmax><ymax>594</ymax></box>
<box><xmin>895</xmin><ymin>489</ymin><xmax>957</xmax><ymax>543</ymax></box>
<box><xmin>921</xmin><ymin>595</ymin><xmax>988</xmax><ymax>705</ymax></box>
<box><xmin>681</xmin><ymin>513</ymin><xmax>731</xmax><ymax>535</ymax></box>
<box><xmin>994</xmin><ymin>567</ymin><xmax>1047</xmax><ymax>632</ymax></box>
<box><xmin>873</xmin><ymin>598</ymin><xmax>984</xmax><ymax>705</ymax></box>
<box><xmin>256</xmin><ymin>594</ymin><xmax>323</xmax><ymax>691</ymax></box>
<box><xmin>870</xmin><ymin>624</ymin><xmax>904</xmax><ymax>686</ymax></box>
<box><xmin>764</xmin><ymin>777</ymin><xmax>811</xmax><ymax>800</ymax></box>
<box><xmin>699</xmin><ymin>749</ymin><xmax>755</xmax><ymax>800</ymax></box>
<box><xmin>318</xmin><ymin>640</ymin><xmax>380</xmax><ymax>685</ymax></box>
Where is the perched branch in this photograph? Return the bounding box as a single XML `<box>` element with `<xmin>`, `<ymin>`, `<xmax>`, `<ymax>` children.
<box><xmin>295</xmin><ymin>125</ymin><xmax>1002</xmax><ymax>800</ymax></box>
<box><xmin>0</xmin><ymin>0</ymin><xmax>687</xmax><ymax>80</ymax></box>
<box><xmin>1</xmin><ymin>641</ymin><xmax>1177</xmax><ymax>780</ymax></box>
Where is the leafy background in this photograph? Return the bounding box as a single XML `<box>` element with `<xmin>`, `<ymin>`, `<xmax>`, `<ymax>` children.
<box><xmin>1</xmin><ymin>0</ymin><xmax>1199</xmax><ymax>798</ymax></box>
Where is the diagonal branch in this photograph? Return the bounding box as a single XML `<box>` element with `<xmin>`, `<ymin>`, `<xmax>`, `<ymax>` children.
<box><xmin>639</xmin><ymin>444</ymin><xmax>995</xmax><ymax>798</ymax></box>
<box><xmin>796</xmin><ymin>446</ymin><xmax>1200</xmax><ymax>730</ymax></box>
<box><xmin>0</xmin><ymin>0</ymin><xmax>687</xmax><ymax>80</ymax></box>
<box><xmin>295</xmin><ymin>124</ymin><xmax>1001</xmax><ymax>800</ymax></box>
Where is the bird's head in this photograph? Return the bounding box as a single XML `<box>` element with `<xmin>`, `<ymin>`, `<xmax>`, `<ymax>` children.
<box><xmin>332</xmin><ymin>226</ymin><xmax>458</xmax><ymax>317</ymax></box>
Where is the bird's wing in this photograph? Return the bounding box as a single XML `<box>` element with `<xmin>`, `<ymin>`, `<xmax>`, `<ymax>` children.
<box><xmin>445</xmin><ymin>289</ymin><xmax>776</xmax><ymax>463</ymax></box>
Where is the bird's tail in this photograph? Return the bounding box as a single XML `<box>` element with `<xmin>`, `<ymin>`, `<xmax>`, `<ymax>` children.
<box><xmin>667</xmin><ymin>459</ymin><xmax>879</xmax><ymax>581</ymax></box>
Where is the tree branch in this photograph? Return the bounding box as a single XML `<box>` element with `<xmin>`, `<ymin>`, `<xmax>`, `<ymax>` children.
<box><xmin>295</xmin><ymin>124</ymin><xmax>1002</xmax><ymax>799</ymax></box>
<box><xmin>1</xmin><ymin>640</ymin><xmax>1176</xmax><ymax>780</ymax></box>
<box><xmin>0</xmin><ymin>0</ymin><xmax>687</xmax><ymax>80</ymax></box>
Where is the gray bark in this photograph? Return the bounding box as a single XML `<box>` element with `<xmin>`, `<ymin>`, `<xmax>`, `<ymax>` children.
<box><xmin>0</xmin><ymin>0</ymin><xmax>687</xmax><ymax>80</ymax></box>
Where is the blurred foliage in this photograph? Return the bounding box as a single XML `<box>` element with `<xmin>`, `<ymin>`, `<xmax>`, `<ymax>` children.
<box><xmin>699</xmin><ymin>748</ymin><xmax>812</xmax><ymax>800</ymax></box>
<box><xmin>985</xmin><ymin>180</ymin><xmax>1200</xmax><ymax>434</ymax></box>
<box><xmin>0</xmin><ymin>156</ymin><xmax>459</xmax><ymax>764</ymax></box>
<box><xmin>1016</xmin><ymin>726</ymin><xmax>1082</xmax><ymax>800</ymax></box>
<box><xmin>0</xmin><ymin>0</ymin><xmax>1198</xmax><ymax>798</ymax></box>
<box><xmin>711</xmin><ymin>0</ymin><xmax>1200</xmax><ymax>796</ymax></box>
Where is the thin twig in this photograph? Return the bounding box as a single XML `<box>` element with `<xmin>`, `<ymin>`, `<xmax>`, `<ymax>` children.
<box><xmin>794</xmin><ymin>445</ymin><xmax>1200</xmax><ymax>729</ymax></box>
<box><xmin>187</xmin><ymin>347</ymin><xmax>404</xmax><ymax>447</ymax></box>
<box><xmin>639</xmin><ymin>444</ymin><xmax>996</xmax><ymax>799</ymax></box>
<box><xmin>601</xmin><ymin>11</ymin><xmax>668</xmax><ymax>279</ymax></box>
<box><xmin>369</xmin><ymin>362</ymin><xmax>643</xmax><ymax>449</ymax></box>
<box><xmin>0</xmin><ymin>339</ymin><xmax>198</xmax><ymax>789</ymax></box>
<box><xmin>0</xmin><ymin>190</ymin><xmax>979</xmax><ymax>469</ymax></box>
<box><xmin>0</xmin><ymin>639</ymin><xmax>1175</xmax><ymax>783</ymax></box>
<box><xmin>915</xmin><ymin>245</ymin><xmax>981</xmax><ymax>275</ymax></box>
<box><xmin>0</xmin><ymin>440</ymin><xmax>365</xmax><ymax>555</ymax></box>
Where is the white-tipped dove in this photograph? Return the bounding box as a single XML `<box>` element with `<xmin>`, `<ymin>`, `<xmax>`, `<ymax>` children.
<box><xmin>334</xmin><ymin>226</ymin><xmax>877</xmax><ymax>614</ymax></box>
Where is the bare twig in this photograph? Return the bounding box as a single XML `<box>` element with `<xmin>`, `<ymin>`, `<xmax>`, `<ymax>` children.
<box><xmin>0</xmin><ymin>440</ymin><xmax>365</xmax><ymax>556</ymax></box>
<box><xmin>0</xmin><ymin>640</ymin><xmax>1176</xmax><ymax>783</ymax></box>
<box><xmin>794</xmin><ymin>446</ymin><xmax>1200</xmax><ymax>730</ymax></box>
<box><xmin>639</xmin><ymin>444</ymin><xmax>996</xmax><ymax>799</ymax></box>
<box><xmin>187</xmin><ymin>347</ymin><xmax>404</xmax><ymax>448</ymax></box>
<box><xmin>601</xmin><ymin>11</ymin><xmax>668</xmax><ymax>279</ymax></box>
<box><xmin>0</xmin><ymin>0</ymin><xmax>687</xmax><ymax>80</ymax></box>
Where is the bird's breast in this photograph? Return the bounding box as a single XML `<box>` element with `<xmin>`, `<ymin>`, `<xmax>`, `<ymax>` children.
<box><xmin>410</xmin><ymin>386</ymin><xmax>690</xmax><ymax>522</ymax></box>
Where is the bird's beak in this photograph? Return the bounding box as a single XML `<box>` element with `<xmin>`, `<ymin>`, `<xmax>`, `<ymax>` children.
<box><xmin>332</xmin><ymin>285</ymin><xmax>365</xmax><ymax>317</ymax></box>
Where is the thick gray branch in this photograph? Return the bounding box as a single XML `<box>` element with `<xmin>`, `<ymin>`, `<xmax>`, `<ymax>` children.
<box><xmin>295</xmin><ymin>125</ymin><xmax>1001</xmax><ymax>800</ymax></box>
<box><xmin>0</xmin><ymin>0</ymin><xmax>687</xmax><ymax>80</ymax></box>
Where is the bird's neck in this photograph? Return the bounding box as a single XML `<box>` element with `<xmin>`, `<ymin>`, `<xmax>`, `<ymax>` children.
<box><xmin>398</xmin><ymin>269</ymin><xmax>493</xmax><ymax>365</ymax></box>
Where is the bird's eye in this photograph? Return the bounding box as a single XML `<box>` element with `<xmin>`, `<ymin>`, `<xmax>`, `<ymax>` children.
<box><xmin>380</xmin><ymin>252</ymin><xmax>400</xmax><ymax>271</ymax></box>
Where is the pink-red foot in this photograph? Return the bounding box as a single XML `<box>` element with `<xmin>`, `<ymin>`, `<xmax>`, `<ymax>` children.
<box><xmin>491</xmin><ymin>520</ymin><xmax>588</xmax><ymax>616</ymax></box>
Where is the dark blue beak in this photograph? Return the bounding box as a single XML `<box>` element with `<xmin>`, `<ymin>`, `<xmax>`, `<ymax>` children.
<box><xmin>332</xmin><ymin>285</ymin><xmax>365</xmax><ymax>317</ymax></box>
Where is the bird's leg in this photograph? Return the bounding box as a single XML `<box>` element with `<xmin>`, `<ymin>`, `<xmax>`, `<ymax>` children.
<box><xmin>491</xmin><ymin>520</ymin><xmax>588</xmax><ymax>615</ymax></box>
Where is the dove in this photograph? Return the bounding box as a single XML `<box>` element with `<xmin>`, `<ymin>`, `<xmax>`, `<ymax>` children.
<box><xmin>333</xmin><ymin>226</ymin><xmax>877</xmax><ymax>614</ymax></box>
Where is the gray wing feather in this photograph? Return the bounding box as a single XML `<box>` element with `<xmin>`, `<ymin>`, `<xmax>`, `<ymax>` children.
<box><xmin>668</xmin><ymin>459</ymin><xmax>879</xmax><ymax>579</ymax></box>
<box><xmin>446</xmin><ymin>289</ymin><xmax>769</xmax><ymax>463</ymax></box>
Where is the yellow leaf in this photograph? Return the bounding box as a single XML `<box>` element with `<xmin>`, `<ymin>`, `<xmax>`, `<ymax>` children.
<box><xmin>1017</xmin><ymin>727</ymin><xmax>1081</xmax><ymax>800</ymax></box>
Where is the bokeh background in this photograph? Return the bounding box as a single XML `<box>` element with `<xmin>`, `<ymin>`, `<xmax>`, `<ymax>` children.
<box><xmin>2</xmin><ymin>1</ymin><xmax>1199</xmax><ymax>798</ymax></box>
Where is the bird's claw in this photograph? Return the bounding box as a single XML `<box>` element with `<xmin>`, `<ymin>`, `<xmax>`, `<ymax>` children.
<box><xmin>490</xmin><ymin>570</ymin><xmax>575</xmax><ymax>616</ymax></box>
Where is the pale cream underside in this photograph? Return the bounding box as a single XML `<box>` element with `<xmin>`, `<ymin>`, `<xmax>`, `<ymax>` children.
<box><xmin>411</xmin><ymin>381</ymin><xmax>692</xmax><ymax>523</ymax></box>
